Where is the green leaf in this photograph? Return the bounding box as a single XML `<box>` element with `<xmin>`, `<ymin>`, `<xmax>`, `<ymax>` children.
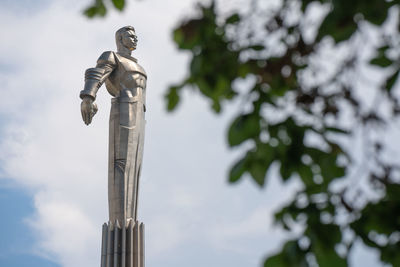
<box><xmin>380</xmin><ymin>243</ymin><xmax>400</xmax><ymax>266</ymax></box>
<box><xmin>237</xmin><ymin>63</ymin><xmax>252</xmax><ymax>78</ymax></box>
<box><xmin>359</xmin><ymin>0</ymin><xmax>389</xmax><ymax>25</ymax></box>
<box><xmin>250</xmin><ymin>45</ymin><xmax>265</xmax><ymax>51</ymax></box>
<box><xmin>196</xmin><ymin>78</ymin><xmax>213</xmax><ymax>98</ymax></box>
<box><xmin>249</xmin><ymin>160</ymin><xmax>268</xmax><ymax>186</ymax></box>
<box><xmin>351</xmin><ymin>188</ymin><xmax>400</xmax><ymax>239</ymax></box>
<box><xmin>173</xmin><ymin>28</ymin><xmax>185</xmax><ymax>46</ymax></box>
<box><xmin>165</xmin><ymin>86</ymin><xmax>181</xmax><ymax>111</ymax></box>
<box><xmin>264</xmin><ymin>240</ymin><xmax>308</xmax><ymax>267</ymax></box>
<box><xmin>83</xmin><ymin>0</ymin><xmax>106</xmax><ymax>18</ymax></box>
<box><xmin>378</xmin><ymin>45</ymin><xmax>389</xmax><ymax>54</ymax></box>
<box><xmin>280</xmin><ymin>162</ymin><xmax>294</xmax><ymax>181</ymax></box>
<box><xmin>370</xmin><ymin>56</ymin><xmax>392</xmax><ymax>68</ymax></box>
<box><xmin>228</xmin><ymin>113</ymin><xmax>260</xmax><ymax>147</ymax></box>
<box><xmin>264</xmin><ymin>254</ymin><xmax>286</xmax><ymax>267</ymax></box>
<box><xmin>112</xmin><ymin>0</ymin><xmax>125</xmax><ymax>11</ymax></box>
<box><xmin>216</xmin><ymin>76</ymin><xmax>230</xmax><ymax>93</ymax></box>
<box><xmin>300</xmin><ymin>0</ymin><xmax>315</xmax><ymax>12</ymax></box>
<box><xmin>350</xmin><ymin>191</ymin><xmax>400</xmax><ymax>266</ymax></box>
<box><xmin>325</xmin><ymin>127</ymin><xmax>349</xmax><ymax>134</ymax></box>
<box><xmin>370</xmin><ymin>43</ymin><xmax>393</xmax><ymax>68</ymax></box>
<box><xmin>229</xmin><ymin>156</ymin><xmax>247</xmax><ymax>183</ymax></box>
<box><xmin>190</xmin><ymin>56</ymin><xmax>204</xmax><ymax>76</ymax></box>
<box><xmin>386</xmin><ymin>70</ymin><xmax>399</xmax><ymax>92</ymax></box>
<box><xmin>386</xmin><ymin>183</ymin><xmax>400</xmax><ymax>201</ymax></box>
<box><xmin>305</xmin><ymin>222</ymin><xmax>346</xmax><ymax>267</ymax></box>
<box><xmin>211</xmin><ymin>100</ymin><xmax>221</xmax><ymax>113</ymax></box>
<box><xmin>332</xmin><ymin>22</ymin><xmax>357</xmax><ymax>43</ymax></box>
<box><xmin>225</xmin><ymin>13</ymin><xmax>240</xmax><ymax>24</ymax></box>
<box><xmin>313</xmin><ymin>240</ymin><xmax>347</xmax><ymax>267</ymax></box>
<box><xmin>84</xmin><ymin>6</ymin><xmax>98</xmax><ymax>18</ymax></box>
<box><xmin>248</xmin><ymin>144</ymin><xmax>275</xmax><ymax>187</ymax></box>
<box><xmin>317</xmin><ymin>10</ymin><xmax>357</xmax><ymax>43</ymax></box>
<box><xmin>307</xmin><ymin>147</ymin><xmax>345</xmax><ymax>183</ymax></box>
<box><xmin>320</xmin><ymin>157</ymin><xmax>345</xmax><ymax>182</ymax></box>
<box><xmin>173</xmin><ymin>19</ymin><xmax>203</xmax><ymax>50</ymax></box>
<box><xmin>298</xmin><ymin>164</ymin><xmax>314</xmax><ymax>185</ymax></box>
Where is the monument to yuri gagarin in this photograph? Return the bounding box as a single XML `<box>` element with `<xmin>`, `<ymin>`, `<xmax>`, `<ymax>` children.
<box><xmin>79</xmin><ymin>26</ymin><xmax>146</xmax><ymax>267</ymax></box>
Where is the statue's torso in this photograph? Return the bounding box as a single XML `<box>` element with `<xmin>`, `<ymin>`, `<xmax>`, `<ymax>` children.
<box><xmin>107</xmin><ymin>53</ymin><xmax>147</xmax><ymax>224</ymax></box>
<box><xmin>105</xmin><ymin>53</ymin><xmax>147</xmax><ymax>99</ymax></box>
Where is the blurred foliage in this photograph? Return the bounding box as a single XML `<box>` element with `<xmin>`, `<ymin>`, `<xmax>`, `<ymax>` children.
<box><xmin>166</xmin><ymin>0</ymin><xmax>400</xmax><ymax>266</ymax></box>
<box><xmin>84</xmin><ymin>0</ymin><xmax>125</xmax><ymax>17</ymax></box>
<box><xmin>86</xmin><ymin>0</ymin><xmax>400</xmax><ymax>266</ymax></box>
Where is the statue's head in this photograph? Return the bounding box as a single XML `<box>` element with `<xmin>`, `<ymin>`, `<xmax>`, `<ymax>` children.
<box><xmin>115</xmin><ymin>26</ymin><xmax>138</xmax><ymax>52</ymax></box>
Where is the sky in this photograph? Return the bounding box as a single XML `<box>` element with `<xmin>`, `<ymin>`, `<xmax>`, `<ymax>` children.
<box><xmin>0</xmin><ymin>0</ymin><xmax>391</xmax><ymax>266</ymax></box>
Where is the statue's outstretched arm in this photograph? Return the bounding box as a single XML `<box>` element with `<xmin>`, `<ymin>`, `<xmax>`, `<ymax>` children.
<box><xmin>80</xmin><ymin>51</ymin><xmax>117</xmax><ymax>125</ymax></box>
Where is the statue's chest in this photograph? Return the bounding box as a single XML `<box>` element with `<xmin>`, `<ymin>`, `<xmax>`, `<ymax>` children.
<box><xmin>106</xmin><ymin>55</ymin><xmax>147</xmax><ymax>96</ymax></box>
<box><xmin>117</xmin><ymin>56</ymin><xmax>146</xmax><ymax>77</ymax></box>
<box><xmin>117</xmin><ymin>56</ymin><xmax>147</xmax><ymax>89</ymax></box>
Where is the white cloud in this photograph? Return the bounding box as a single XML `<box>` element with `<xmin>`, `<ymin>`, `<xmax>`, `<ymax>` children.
<box><xmin>28</xmin><ymin>194</ymin><xmax>99</xmax><ymax>266</ymax></box>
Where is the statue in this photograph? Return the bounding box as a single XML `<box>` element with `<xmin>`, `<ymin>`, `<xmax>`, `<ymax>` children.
<box><xmin>80</xmin><ymin>26</ymin><xmax>146</xmax><ymax>267</ymax></box>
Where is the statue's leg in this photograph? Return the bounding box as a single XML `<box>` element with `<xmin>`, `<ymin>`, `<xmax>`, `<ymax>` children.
<box><xmin>133</xmin><ymin>114</ymin><xmax>145</xmax><ymax>220</ymax></box>
<box><xmin>124</xmin><ymin>98</ymin><xmax>145</xmax><ymax>222</ymax></box>
<box><xmin>119</xmin><ymin>98</ymin><xmax>138</xmax><ymax>222</ymax></box>
<box><xmin>108</xmin><ymin>96</ymin><xmax>144</xmax><ymax>223</ymax></box>
<box><xmin>109</xmin><ymin>99</ymin><xmax>124</xmax><ymax>223</ymax></box>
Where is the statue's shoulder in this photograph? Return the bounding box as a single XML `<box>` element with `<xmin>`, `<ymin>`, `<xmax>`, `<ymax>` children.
<box><xmin>97</xmin><ymin>51</ymin><xmax>117</xmax><ymax>65</ymax></box>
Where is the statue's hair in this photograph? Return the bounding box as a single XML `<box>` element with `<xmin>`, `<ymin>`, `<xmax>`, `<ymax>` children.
<box><xmin>115</xmin><ymin>26</ymin><xmax>136</xmax><ymax>47</ymax></box>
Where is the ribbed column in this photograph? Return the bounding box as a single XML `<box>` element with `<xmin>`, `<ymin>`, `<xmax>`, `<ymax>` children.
<box><xmin>101</xmin><ymin>223</ymin><xmax>108</xmax><ymax>267</ymax></box>
<box><xmin>100</xmin><ymin>220</ymin><xmax>145</xmax><ymax>267</ymax></box>
<box><xmin>139</xmin><ymin>223</ymin><xmax>144</xmax><ymax>267</ymax></box>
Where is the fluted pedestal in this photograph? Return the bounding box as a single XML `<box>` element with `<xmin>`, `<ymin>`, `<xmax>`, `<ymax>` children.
<box><xmin>101</xmin><ymin>220</ymin><xmax>145</xmax><ymax>267</ymax></box>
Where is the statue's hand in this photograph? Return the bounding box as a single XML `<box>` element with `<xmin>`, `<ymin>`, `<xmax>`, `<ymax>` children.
<box><xmin>81</xmin><ymin>97</ymin><xmax>98</xmax><ymax>125</ymax></box>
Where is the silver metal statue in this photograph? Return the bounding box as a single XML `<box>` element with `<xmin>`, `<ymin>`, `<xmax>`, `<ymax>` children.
<box><xmin>80</xmin><ymin>26</ymin><xmax>146</xmax><ymax>267</ymax></box>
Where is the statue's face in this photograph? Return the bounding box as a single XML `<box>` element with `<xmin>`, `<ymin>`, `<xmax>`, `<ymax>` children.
<box><xmin>121</xmin><ymin>30</ymin><xmax>138</xmax><ymax>51</ymax></box>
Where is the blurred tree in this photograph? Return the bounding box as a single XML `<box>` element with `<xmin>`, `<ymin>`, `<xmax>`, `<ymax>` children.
<box><xmin>85</xmin><ymin>0</ymin><xmax>400</xmax><ymax>266</ymax></box>
<box><xmin>83</xmin><ymin>0</ymin><xmax>126</xmax><ymax>17</ymax></box>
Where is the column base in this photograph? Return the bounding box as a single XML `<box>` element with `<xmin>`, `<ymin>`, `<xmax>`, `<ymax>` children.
<box><xmin>100</xmin><ymin>219</ymin><xmax>144</xmax><ymax>267</ymax></box>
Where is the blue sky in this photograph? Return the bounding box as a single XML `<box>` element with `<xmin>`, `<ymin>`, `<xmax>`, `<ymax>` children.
<box><xmin>0</xmin><ymin>0</ymin><xmax>395</xmax><ymax>266</ymax></box>
<box><xmin>0</xmin><ymin>181</ymin><xmax>58</xmax><ymax>266</ymax></box>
